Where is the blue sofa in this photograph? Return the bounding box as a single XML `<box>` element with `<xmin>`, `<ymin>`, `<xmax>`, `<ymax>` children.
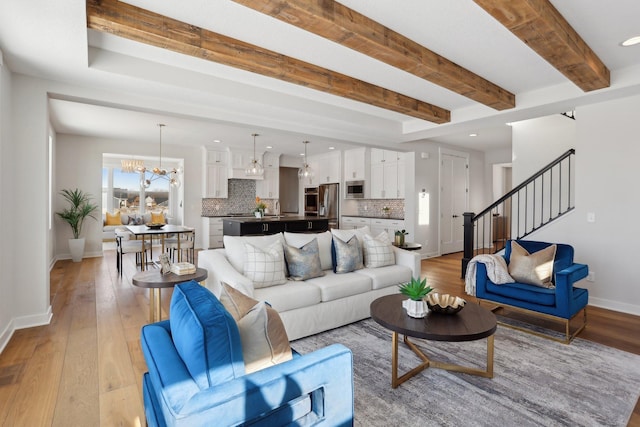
<box><xmin>474</xmin><ymin>240</ymin><xmax>589</xmax><ymax>343</ymax></box>
<box><xmin>141</xmin><ymin>281</ymin><xmax>354</xmax><ymax>427</ymax></box>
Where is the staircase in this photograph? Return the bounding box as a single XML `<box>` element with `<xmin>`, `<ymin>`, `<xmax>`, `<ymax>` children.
<box><xmin>461</xmin><ymin>149</ymin><xmax>576</xmax><ymax>277</ymax></box>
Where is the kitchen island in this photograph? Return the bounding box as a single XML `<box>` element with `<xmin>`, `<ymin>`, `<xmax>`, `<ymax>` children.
<box><xmin>223</xmin><ymin>216</ymin><xmax>329</xmax><ymax>236</ymax></box>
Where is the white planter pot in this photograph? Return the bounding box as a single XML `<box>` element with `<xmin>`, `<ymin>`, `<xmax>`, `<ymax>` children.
<box><xmin>402</xmin><ymin>298</ymin><xmax>427</xmax><ymax>318</ymax></box>
<box><xmin>68</xmin><ymin>238</ymin><xmax>85</xmax><ymax>262</ymax></box>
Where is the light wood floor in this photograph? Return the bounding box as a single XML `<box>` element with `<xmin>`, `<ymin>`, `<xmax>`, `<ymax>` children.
<box><xmin>0</xmin><ymin>250</ymin><xmax>638</xmax><ymax>426</ymax></box>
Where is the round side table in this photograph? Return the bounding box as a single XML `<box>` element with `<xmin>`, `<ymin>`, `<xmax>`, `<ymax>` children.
<box><xmin>132</xmin><ymin>268</ymin><xmax>208</xmax><ymax>322</ymax></box>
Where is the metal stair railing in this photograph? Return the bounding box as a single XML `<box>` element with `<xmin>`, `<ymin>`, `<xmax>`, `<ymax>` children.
<box><xmin>461</xmin><ymin>149</ymin><xmax>576</xmax><ymax>277</ymax></box>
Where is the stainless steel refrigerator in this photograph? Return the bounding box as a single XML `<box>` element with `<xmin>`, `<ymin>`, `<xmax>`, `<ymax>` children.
<box><xmin>318</xmin><ymin>183</ymin><xmax>339</xmax><ymax>229</ymax></box>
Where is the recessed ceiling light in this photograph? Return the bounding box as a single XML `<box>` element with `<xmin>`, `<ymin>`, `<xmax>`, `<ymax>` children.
<box><xmin>469</xmin><ymin>133</ymin><xmax>478</xmax><ymax>137</ymax></box>
<box><xmin>622</xmin><ymin>36</ymin><xmax>640</xmax><ymax>47</ymax></box>
<box><xmin>266</xmin><ymin>145</ymin><xmax>273</xmax><ymax>149</ymax></box>
<box><xmin>328</xmin><ymin>146</ymin><xmax>335</xmax><ymax>150</ymax></box>
<box><xmin>213</xmin><ymin>139</ymin><xmax>221</xmax><ymax>143</ymax></box>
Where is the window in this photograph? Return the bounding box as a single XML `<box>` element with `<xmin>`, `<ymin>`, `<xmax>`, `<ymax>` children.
<box><xmin>101</xmin><ymin>167</ymin><xmax>170</xmax><ymax>217</ymax></box>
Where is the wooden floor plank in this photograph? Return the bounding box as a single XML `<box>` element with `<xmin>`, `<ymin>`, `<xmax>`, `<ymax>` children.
<box><xmin>100</xmin><ymin>384</ymin><xmax>145</xmax><ymax>427</ymax></box>
<box><xmin>52</xmin><ymin>326</ymin><xmax>100</xmax><ymax>427</ymax></box>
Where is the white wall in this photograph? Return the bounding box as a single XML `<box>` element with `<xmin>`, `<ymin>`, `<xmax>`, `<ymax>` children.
<box><xmin>55</xmin><ymin>134</ymin><xmax>204</xmax><ymax>259</ymax></box>
<box><xmin>0</xmin><ymin>55</ymin><xmax>14</xmax><ymax>351</ymax></box>
<box><xmin>512</xmin><ymin>101</ymin><xmax>640</xmax><ymax>315</ymax></box>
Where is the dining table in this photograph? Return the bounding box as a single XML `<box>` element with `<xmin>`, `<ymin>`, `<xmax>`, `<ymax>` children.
<box><xmin>125</xmin><ymin>224</ymin><xmax>194</xmax><ymax>264</ymax></box>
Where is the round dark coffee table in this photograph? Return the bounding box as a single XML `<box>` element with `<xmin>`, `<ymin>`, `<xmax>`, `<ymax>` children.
<box><xmin>370</xmin><ymin>293</ymin><xmax>497</xmax><ymax>388</ymax></box>
<box><xmin>132</xmin><ymin>268</ymin><xmax>208</xmax><ymax>323</ymax></box>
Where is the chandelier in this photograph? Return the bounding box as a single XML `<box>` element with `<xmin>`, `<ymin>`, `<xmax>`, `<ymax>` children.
<box><xmin>138</xmin><ymin>124</ymin><xmax>181</xmax><ymax>189</ymax></box>
<box><xmin>121</xmin><ymin>158</ymin><xmax>144</xmax><ymax>173</ymax></box>
<box><xmin>245</xmin><ymin>133</ymin><xmax>264</xmax><ymax>177</ymax></box>
<box><xmin>298</xmin><ymin>140</ymin><xmax>313</xmax><ymax>179</ymax></box>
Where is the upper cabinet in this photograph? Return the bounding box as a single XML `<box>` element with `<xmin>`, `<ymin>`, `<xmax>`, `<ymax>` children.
<box><xmin>304</xmin><ymin>151</ymin><xmax>341</xmax><ymax>186</ymax></box>
<box><xmin>228</xmin><ymin>149</ymin><xmax>264</xmax><ymax>179</ymax></box>
<box><xmin>370</xmin><ymin>149</ymin><xmax>405</xmax><ymax>199</ymax></box>
<box><xmin>203</xmin><ymin>149</ymin><xmax>229</xmax><ymax>198</ymax></box>
<box><xmin>343</xmin><ymin>147</ymin><xmax>368</xmax><ymax>181</ymax></box>
<box><xmin>256</xmin><ymin>152</ymin><xmax>280</xmax><ymax>199</ymax></box>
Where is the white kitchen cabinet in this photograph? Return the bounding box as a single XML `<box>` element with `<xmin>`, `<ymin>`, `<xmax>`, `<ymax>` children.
<box><xmin>204</xmin><ymin>164</ymin><xmax>228</xmax><ymax>198</ymax></box>
<box><xmin>370</xmin><ymin>218</ymin><xmax>405</xmax><ymax>243</ymax></box>
<box><xmin>207</xmin><ymin>149</ymin><xmax>227</xmax><ymax>165</ymax></box>
<box><xmin>343</xmin><ymin>147</ymin><xmax>368</xmax><ymax>181</ymax></box>
<box><xmin>306</xmin><ymin>151</ymin><xmax>341</xmax><ymax>185</ymax></box>
<box><xmin>228</xmin><ymin>149</ymin><xmax>264</xmax><ymax>179</ymax></box>
<box><xmin>341</xmin><ymin>216</ymin><xmax>371</xmax><ymax>229</ymax></box>
<box><xmin>202</xmin><ymin>217</ymin><xmax>224</xmax><ymax>249</ymax></box>
<box><xmin>256</xmin><ymin>167</ymin><xmax>279</xmax><ymax>199</ymax></box>
<box><xmin>370</xmin><ymin>149</ymin><xmax>404</xmax><ymax>199</ymax></box>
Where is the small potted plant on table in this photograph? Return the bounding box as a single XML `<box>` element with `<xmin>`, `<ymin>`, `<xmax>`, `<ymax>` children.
<box><xmin>398</xmin><ymin>277</ymin><xmax>433</xmax><ymax>318</ymax></box>
<box><xmin>394</xmin><ymin>229</ymin><xmax>408</xmax><ymax>246</ymax></box>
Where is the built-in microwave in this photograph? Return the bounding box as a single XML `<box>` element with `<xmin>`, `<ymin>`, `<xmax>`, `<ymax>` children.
<box><xmin>345</xmin><ymin>180</ymin><xmax>365</xmax><ymax>199</ymax></box>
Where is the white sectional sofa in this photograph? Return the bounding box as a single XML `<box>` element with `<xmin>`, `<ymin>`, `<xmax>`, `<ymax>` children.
<box><xmin>198</xmin><ymin>227</ymin><xmax>421</xmax><ymax>340</ymax></box>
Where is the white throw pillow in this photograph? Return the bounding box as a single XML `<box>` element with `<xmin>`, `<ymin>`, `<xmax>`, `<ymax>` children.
<box><xmin>224</xmin><ymin>233</ymin><xmax>285</xmax><ymax>274</ymax></box>
<box><xmin>363</xmin><ymin>233</ymin><xmax>395</xmax><ymax>268</ymax></box>
<box><xmin>243</xmin><ymin>241</ymin><xmax>287</xmax><ymax>288</ymax></box>
<box><xmin>284</xmin><ymin>230</ymin><xmax>333</xmax><ymax>270</ymax></box>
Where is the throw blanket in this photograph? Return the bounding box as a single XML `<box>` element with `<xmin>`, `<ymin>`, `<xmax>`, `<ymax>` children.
<box><xmin>465</xmin><ymin>254</ymin><xmax>514</xmax><ymax>296</ymax></box>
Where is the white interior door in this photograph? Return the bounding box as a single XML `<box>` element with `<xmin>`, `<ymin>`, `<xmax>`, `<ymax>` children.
<box><xmin>440</xmin><ymin>152</ymin><xmax>469</xmax><ymax>254</ymax></box>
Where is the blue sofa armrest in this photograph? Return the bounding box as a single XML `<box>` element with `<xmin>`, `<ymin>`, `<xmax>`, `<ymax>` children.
<box><xmin>142</xmin><ymin>321</ymin><xmax>353</xmax><ymax>427</ymax></box>
<box><xmin>554</xmin><ymin>263</ymin><xmax>588</xmax><ymax>306</ymax></box>
<box><xmin>178</xmin><ymin>344</ymin><xmax>353</xmax><ymax>426</ymax></box>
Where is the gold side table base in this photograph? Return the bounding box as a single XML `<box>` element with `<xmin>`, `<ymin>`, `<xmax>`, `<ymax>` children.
<box><xmin>391</xmin><ymin>332</ymin><xmax>494</xmax><ymax>388</ymax></box>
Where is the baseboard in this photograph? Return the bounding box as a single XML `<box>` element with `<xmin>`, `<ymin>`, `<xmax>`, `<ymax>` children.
<box><xmin>0</xmin><ymin>306</ymin><xmax>52</xmax><ymax>354</ymax></box>
<box><xmin>589</xmin><ymin>297</ymin><xmax>640</xmax><ymax>317</ymax></box>
<box><xmin>13</xmin><ymin>305</ymin><xmax>53</xmax><ymax>330</ymax></box>
<box><xmin>57</xmin><ymin>250</ymin><xmax>104</xmax><ymax>261</ymax></box>
<box><xmin>0</xmin><ymin>319</ymin><xmax>15</xmax><ymax>354</ymax></box>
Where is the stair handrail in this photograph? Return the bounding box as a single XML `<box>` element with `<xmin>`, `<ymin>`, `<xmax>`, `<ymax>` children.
<box><xmin>473</xmin><ymin>148</ymin><xmax>575</xmax><ymax>221</ymax></box>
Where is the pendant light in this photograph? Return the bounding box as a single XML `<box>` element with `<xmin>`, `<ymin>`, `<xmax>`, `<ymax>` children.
<box><xmin>245</xmin><ymin>133</ymin><xmax>264</xmax><ymax>176</ymax></box>
<box><xmin>298</xmin><ymin>140</ymin><xmax>313</xmax><ymax>179</ymax></box>
<box><xmin>139</xmin><ymin>124</ymin><xmax>181</xmax><ymax>189</ymax></box>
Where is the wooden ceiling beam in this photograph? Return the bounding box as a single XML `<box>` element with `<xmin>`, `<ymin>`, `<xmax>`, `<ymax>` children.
<box><xmin>86</xmin><ymin>0</ymin><xmax>449</xmax><ymax>124</ymax></box>
<box><xmin>232</xmin><ymin>0</ymin><xmax>515</xmax><ymax>111</ymax></box>
<box><xmin>473</xmin><ymin>0</ymin><xmax>609</xmax><ymax>91</ymax></box>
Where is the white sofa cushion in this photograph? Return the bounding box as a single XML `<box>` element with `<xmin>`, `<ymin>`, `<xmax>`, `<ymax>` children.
<box><xmin>253</xmin><ymin>281</ymin><xmax>322</xmax><ymax>313</ymax></box>
<box><xmin>306</xmin><ymin>270</ymin><xmax>372</xmax><ymax>302</ymax></box>
<box><xmin>355</xmin><ymin>264</ymin><xmax>413</xmax><ymax>290</ymax></box>
<box><xmin>224</xmin><ymin>234</ymin><xmax>285</xmax><ymax>274</ymax></box>
<box><xmin>284</xmin><ymin>231</ymin><xmax>333</xmax><ymax>271</ymax></box>
<box><xmin>243</xmin><ymin>241</ymin><xmax>287</xmax><ymax>288</ymax></box>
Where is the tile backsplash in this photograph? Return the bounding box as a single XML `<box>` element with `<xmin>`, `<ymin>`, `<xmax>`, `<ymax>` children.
<box><xmin>354</xmin><ymin>199</ymin><xmax>404</xmax><ymax>219</ymax></box>
<box><xmin>202</xmin><ymin>179</ymin><xmax>276</xmax><ymax>215</ymax></box>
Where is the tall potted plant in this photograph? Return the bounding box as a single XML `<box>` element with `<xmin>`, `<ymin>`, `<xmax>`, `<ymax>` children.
<box><xmin>56</xmin><ymin>188</ymin><xmax>99</xmax><ymax>262</ymax></box>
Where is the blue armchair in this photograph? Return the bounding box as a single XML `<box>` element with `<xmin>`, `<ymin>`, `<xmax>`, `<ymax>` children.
<box><xmin>474</xmin><ymin>240</ymin><xmax>589</xmax><ymax>343</ymax></box>
<box><xmin>141</xmin><ymin>281</ymin><xmax>354</xmax><ymax>427</ymax></box>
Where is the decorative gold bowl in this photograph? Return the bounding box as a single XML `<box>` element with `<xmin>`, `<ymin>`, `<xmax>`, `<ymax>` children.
<box><xmin>425</xmin><ymin>293</ymin><xmax>466</xmax><ymax>314</ymax></box>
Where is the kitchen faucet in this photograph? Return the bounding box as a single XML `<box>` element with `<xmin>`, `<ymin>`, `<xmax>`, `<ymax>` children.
<box><xmin>274</xmin><ymin>200</ymin><xmax>280</xmax><ymax>215</ymax></box>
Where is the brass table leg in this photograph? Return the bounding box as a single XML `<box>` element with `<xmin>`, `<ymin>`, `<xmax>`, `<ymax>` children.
<box><xmin>150</xmin><ymin>288</ymin><xmax>162</xmax><ymax>323</ymax></box>
<box><xmin>390</xmin><ymin>332</ymin><xmax>494</xmax><ymax>388</ymax></box>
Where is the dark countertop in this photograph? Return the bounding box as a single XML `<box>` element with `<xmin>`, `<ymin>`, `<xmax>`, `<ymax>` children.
<box><xmin>222</xmin><ymin>215</ymin><xmax>327</xmax><ymax>223</ymax></box>
<box><xmin>342</xmin><ymin>215</ymin><xmax>405</xmax><ymax>220</ymax></box>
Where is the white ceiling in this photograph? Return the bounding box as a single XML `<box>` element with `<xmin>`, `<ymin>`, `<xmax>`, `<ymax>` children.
<box><xmin>1</xmin><ymin>0</ymin><xmax>640</xmax><ymax>156</ymax></box>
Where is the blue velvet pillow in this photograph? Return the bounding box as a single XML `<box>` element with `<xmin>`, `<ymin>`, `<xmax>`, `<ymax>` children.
<box><xmin>170</xmin><ymin>281</ymin><xmax>245</xmax><ymax>389</ymax></box>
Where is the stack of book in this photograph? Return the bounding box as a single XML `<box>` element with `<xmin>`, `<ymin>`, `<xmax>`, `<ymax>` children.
<box><xmin>171</xmin><ymin>262</ymin><xmax>196</xmax><ymax>275</ymax></box>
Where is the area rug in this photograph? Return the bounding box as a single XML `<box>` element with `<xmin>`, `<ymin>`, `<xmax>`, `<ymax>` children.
<box><xmin>291</xmin><ymin>319</ymin><xmax>640</xmax><ymax>427</ymax></box>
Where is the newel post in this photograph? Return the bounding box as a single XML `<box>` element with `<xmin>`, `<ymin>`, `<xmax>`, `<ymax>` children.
<box><xmin>461</xmin><ymin>212</ymin><xmax>475</xmax><ymax>278</ymax></box>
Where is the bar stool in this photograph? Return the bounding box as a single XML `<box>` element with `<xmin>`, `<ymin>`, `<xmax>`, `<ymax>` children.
<box><xmin>115</xmin><ymin>228</ymin><xmax>149</xmax><ymax>276</ymax></box>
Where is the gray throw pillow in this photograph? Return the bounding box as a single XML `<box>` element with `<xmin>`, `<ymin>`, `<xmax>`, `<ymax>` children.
<box><xmin>283</xmin><ymin>238</ymin><xmax>324</xmax><ymax>281</ymax></box>
<box><xmin>332</xmin><ymin>235</ymin><xmax>364</xmax><ymax>273</ymax></box>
